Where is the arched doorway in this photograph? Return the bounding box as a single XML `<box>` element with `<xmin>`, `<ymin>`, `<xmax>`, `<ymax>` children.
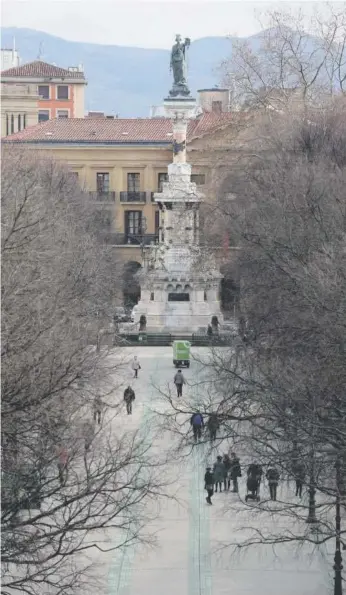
<box><xmin>220</xmin><ymin>264</ymin><xmax>239</xmax><ymax>316</ymax></box>
<box><xmin>123</xmin><ymin>261</ymin><xmax>141</xmax><ymax>308</ymax></box>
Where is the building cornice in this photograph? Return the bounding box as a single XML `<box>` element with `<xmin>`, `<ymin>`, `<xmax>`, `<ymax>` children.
<box><xmin>2</xmin><ymin>139</ymin><xmax>172</xmax><ymax>148</ymax></box>
<box><xmin>1</xmin><ymin>76</ymin><xmax>87</xmax><ymax>85</ymax></box>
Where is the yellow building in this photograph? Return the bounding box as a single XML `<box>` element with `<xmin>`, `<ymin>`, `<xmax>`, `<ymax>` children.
<box><xmin>4</xmin><ymin>89</ymin><xmax>245</xmax><ymax>309</ymax></box>
<box><xmin>1</xmin><ymin>82</ymin><xmax>39</xmax><ymax>137</ymax></box>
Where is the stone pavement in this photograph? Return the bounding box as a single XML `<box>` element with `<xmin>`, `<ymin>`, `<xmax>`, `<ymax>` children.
<box><xmin>90</xmin><ymin>347</ymin><xmax>333</xmax><ymax>595</ymax></box>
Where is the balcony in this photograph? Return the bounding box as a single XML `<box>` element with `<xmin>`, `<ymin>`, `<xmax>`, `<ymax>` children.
<box><xmin>89</xmin><ymin>191</ymin><xmax>116</xmax><ymax>202</ymax></box>
<box><xmin>120</xmin><ymin>191</ymin><xmax>146</xmax><ymax>203</ymax></box>
<box><xmin>101</xmin><ymin>232</ymin><xmax>159</xmax><ymax>246</ymax></box>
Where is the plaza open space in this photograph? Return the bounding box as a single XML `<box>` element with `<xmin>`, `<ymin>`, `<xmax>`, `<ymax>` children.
<box><xmin>83</xmin><ymin>346</ymin><xmax>333</xmax><ymax>595</ymax></box>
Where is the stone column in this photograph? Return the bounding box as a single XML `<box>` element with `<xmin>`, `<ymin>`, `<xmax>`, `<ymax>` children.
<box><xmin>172</xmin><ymin>115</ymin><xmax>188</xmax><ymax>164</ymax></box>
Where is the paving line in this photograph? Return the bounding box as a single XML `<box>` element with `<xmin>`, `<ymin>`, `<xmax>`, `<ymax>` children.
<box><xmin>108</xmin><ymin>408</ymin><xmax>152</xmax><ymax>595</ymax></box>
<box><xmin>189</xmin><ymin>443</ymin><xmax>212</xmax><ymax>595</ymax></box>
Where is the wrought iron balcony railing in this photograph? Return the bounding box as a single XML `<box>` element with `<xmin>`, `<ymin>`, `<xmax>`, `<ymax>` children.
<box><xmin>120</xmin><ymin>191</ymin><xmax>146</xmax><ymax>203</ymax></box>
<box><xmin>100</xmin><ymin>233</ymin><xmax>159</xmax><ymax>246</ymax></box>
<box><xmin>89</xmin><ymin>191</ymin><xmax>116</xmax><ymax>202</ymax></box>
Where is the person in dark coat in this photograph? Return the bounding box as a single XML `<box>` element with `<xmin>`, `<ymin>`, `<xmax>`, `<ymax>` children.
<box><xmin>293</xmin><ymin>462</ymin><xmax>305</xmax><ymax>498</ymax></box>
<box><xmin>206</xmin><ymin>413</ymin><xmax>219</xmax><ymax>442</ymax></box>
<box><xmin>213</xmin><ymin>455</ymin><xmax>226</xmax><ymax>493</ymax></box>
<box><xmin>229</xmin><ymin>452</ymin><xmax>241</xmax><ymax>493</ymax></box>
<box><xmin>246</xmin><ymin>462</ymin><xmax>263</xmax><ymax>498</ymax></box>
<box><xmin>124</xmin><ymin>386</ymin><xmax>135</xmax><ymax>415</ymax></box>
<box><xmin>223</xmin><ymin>454</ymin><xmax>232</xmax><ymax>490</ymax></box>
<box><xmin>174</xmin><ymin>369</ymin><xmax>186</xmax><ymax>397</ymax></box>
<box><xmin>266</xmin><ymin>467</ymin><xmax>280</xmax><ymax>501</ymax></box>
<box><xmin>190</xmin><ymin>411</ymin><xmax>204</xmax><ymax>442</ymax></box>
<box><xmin>204</xmin><ymin>466</ymin><xmax>214</xmax><ymax>505</ymax></box>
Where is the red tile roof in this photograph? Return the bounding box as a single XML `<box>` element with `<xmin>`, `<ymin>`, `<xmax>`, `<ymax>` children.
<box><xmin>3</xmin><ymin>112</ymin><xmax>235</xmax><ymax>144</ymax></box>
<box><xmin>1</xmin><ymin>60</ymin><xmax>85</xmax><ymax>80</ymax></box>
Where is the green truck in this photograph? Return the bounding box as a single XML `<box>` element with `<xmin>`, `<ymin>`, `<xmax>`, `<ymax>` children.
<box><xmin>173</xmin><ymin>340</ymin><xmax>191</xmax><ymax>368</ymax></box>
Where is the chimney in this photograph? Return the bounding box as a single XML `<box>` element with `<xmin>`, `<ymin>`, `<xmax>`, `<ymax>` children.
<box><xmin>197</xmin><ymin>87</ymin><xmax>230</xmax><ymax>113</ymax></box>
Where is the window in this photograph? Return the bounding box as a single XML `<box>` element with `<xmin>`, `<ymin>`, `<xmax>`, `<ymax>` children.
<box><xmin>191</xmin><ymin>174</ymin><xmax>205</xmax><ymax>186</ymax></box>
<box><xmin>23</xmin><ymin>114</ymin><xmax>27</xmax><ymax>129</ymax></box>
<box><xmin>6</xmin><ymin>114</ymin><xmax>9</xmax><ymax>136</ymax></box>
<box><xmin>96</xmin><ymin>172</ymin><xmax>110</xmax><ymax>193</ymax></box>
<box><xmin>11</xmin><ymin>114</ymin><xmax>14</xmax><ymax>134</ymax></box>
<box><xmin>57</xmin><ymin>85</ymin><xmax>69</xmax><ymax>100</ymax></box>
<box><xmin>18</xmin><ymin>114</ymin><xmax>21</xmax><ymax>131</ymax></box>
<box><xmin>125</xmin><ymin>211</ymin><xmax>142</xmax><ymax>237</ymax></box>
<box><xmin>127</xmin><ymin>173</ymin><xmax>140</xmax><ymax>192</ymax></box>
<box><xmin>57</xmin><ymin>110</ymin><xmax>69</xmax><ymax>119</ymax></box>
<box><xmin>38</xmin><ymin>85</ymin><xmax>50</xmax><ymax>99</ymax></box>
<box><xmin>150</xmin><ymin>292</ymin><xmax>154</xmax><ymax>301</ymax></box>
<box><xmin>212</xmin><ymin>100</ymin><xmax>222</xmax><ymax>113</ymax></box>
<box><xmin>70</xmin><ymin>171</ymin><xmax>79</xmax><ymax>181</ymax></box>
<box><xmin>38</xmin><ymin>110</ymin><xmax>50</xmax><ymax>123</ymax></box>
<box><xmin>158</xmin><ymin>172</ymin><xmax>168</xmax><ymax>191</ymax></box>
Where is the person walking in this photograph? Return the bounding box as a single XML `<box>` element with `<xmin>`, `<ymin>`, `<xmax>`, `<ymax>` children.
<box><xmin>293</xmin><ymin>462</ymin><xmax>305</xmax><ymax>498</ymax></box>
<box><xmin>190</xmin><ymin>411</ymin><xmax>204</xmax><ymax>442</ymax></box>
<box><xmin>93</xmin><ymin>394</ymin><xmax>102</xmax><ymax>425</ymax></box>
<box><xmin>266</xmin><ymin>467</ymin><xmax>280</xmax><ymax>501</ymax></box>
<box><xmin>174</xmin><ymin>369</ymin><xmax>185</xmax><ymax>397</ymax></box>
<box><xmin>56</xmin><ymin>445</ymin><xmax>68</xmax><ymax>486</ymax></box>
<box><xmin>213</xmin><ymin>455</ymin><xmax>226</xmax><ymax>493</ymax></box>
<box><xmin>223</xmin><ymin>454</ymin><xmax>232</xmax><ymax>491</ymax></box>
<box><xmin>206</xmin><ymin>413</ymin><xmax>219</xmax><ymax>442</ymax></box>
<box><xmin>229</xmin><ymin>452</ymin><xmax>242</xmax><ymax>493</ymax></box>
<box><xmin>246</xmin><ymin>462</ymin><xmax>263</xmax><ymax>498</ymax></box>
<box><xmin>124</xmin><ymin>385</ymin><xmax>135</xmax><ymax>415</ymax></box>
<box><xmin>131</xmin><ymin>356</ymin><xmax>141</xmax><ymax>378</ymax></box>
<box><xmin>204</xmin><ymin>466</ymin><xmax>214</xmax><ymax>505</ymax></box>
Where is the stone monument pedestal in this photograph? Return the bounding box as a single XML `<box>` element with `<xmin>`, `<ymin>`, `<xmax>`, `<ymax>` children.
<box><xmin>133</xmin><ymin>40</ymin><xmax>223</xmax><ymax>333</ymax></box>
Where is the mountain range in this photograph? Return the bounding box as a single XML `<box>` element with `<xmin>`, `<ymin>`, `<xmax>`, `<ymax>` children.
<box><xmin>1</xmin><ymin>26</ymin><xmax>311</xmax><ymax>117</ymax></box>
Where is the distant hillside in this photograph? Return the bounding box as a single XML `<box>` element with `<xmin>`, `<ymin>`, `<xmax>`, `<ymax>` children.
<box><xmin>1</xmin><ymin>28</ymin><xmax>234</xmax><ymax>116</ymax></box>
<box><xmin>1</xmin><ymin>27</ymin><xmax>320</xmax><ymax>117</ymax></box>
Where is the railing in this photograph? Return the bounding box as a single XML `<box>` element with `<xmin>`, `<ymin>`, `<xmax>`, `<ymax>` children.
<box><xmin>120</xmin><ymin>191</ymin><xmax>146</xmax><ymax>203</ymax></box>
<box><xmin>100</xmin><ymin>232</ymin><xmax>159</xmax><ymax>246</ymax></box>
<box><xmin>89</xmin><ymin>191</ymin><xmax>116</xmax><ymax>202</ymax></box>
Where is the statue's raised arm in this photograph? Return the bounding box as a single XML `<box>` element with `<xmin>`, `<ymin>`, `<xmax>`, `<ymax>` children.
<box><xmin>169</xmin><ymin>34</ymin><xmax>191</xmax><ymax>97</ymax></box>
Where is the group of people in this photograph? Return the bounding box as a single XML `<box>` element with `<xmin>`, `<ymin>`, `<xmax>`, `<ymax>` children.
<box><xmin>204</xmin><ymin>453</ymin><xmax>242</xmax><ymax>504</ymax></box>
<box><xmin>190</xmin><ymin>411</ymin><xmax>221</xmax><ymax>443</ymax></box>
<box><xmin>204</xmin><ymin>458</ymin><xmax>307</xmax><ymax>505</ymax></box>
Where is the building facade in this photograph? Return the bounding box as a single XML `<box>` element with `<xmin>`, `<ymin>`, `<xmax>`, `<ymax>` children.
<box><xmin>1</xmin><ymin>60</ymin><xmax>86</xmax><ymax>130</ymax></box>
<box><xmin>4</xmin><ymin>91</ymin><xmax>246</xmax><ymax>309</ymax></box>
<box><xmin>1</xmin><ymin>83</ymin><xmax>39</xmax><ymax>137</ymax></box>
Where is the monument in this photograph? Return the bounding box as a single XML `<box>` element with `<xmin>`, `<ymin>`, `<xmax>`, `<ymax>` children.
<box><xmin>133</xmin><ymin>35</ymin><xmax>223</xmax><ymax>332</ymax></box>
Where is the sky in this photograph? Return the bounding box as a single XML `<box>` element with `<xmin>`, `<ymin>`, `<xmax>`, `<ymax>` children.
<box><xmin>1</xmin><ymin>0</ymin><xmax>344</xmax><ymax>48</ymax></box>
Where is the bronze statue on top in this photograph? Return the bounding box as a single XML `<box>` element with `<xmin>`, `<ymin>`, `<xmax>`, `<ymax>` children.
<box><xmin>169</xmin><ymin>34</ymin><xmax>191</xmax><ymax>97</ymax></box>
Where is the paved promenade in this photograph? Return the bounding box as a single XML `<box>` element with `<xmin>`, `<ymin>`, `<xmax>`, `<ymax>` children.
<box><xmin>86</xmin><ymin>347</ymin><xmax>332</xmax><ymax>595</ymax></box>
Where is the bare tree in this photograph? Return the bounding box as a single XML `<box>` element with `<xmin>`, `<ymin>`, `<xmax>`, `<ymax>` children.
<box><xmin>156</xmin><ymin>100</ymin><xmax>346</xmax><ymax>588</ymax></box>
<box><xmin>1</xmin><ymin>148</ymin><xmax>169</xmax><ymax>595</ymax></box>
<box><xmin>220</xmin><ymin>6</ymin><xmax>346</xmax><ymax>111</ymax></box>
